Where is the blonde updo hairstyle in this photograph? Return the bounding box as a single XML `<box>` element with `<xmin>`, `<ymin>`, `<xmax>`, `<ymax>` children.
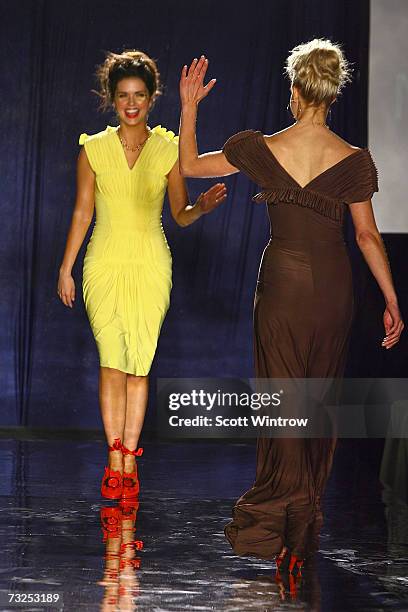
<box><xmin>94</xmin><ymin>49</ymin><xmax>162</xmax><ymax>112</ymax></box>
<box><xmin>284</xmin><ymin>38</ymin><xmax>352</xmax><ymax>109</ymax></box>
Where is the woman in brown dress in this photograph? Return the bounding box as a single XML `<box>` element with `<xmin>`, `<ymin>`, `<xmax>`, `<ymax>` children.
<box><xmin>178</xmin><ymin>39</ymin><xmax>404</xmax><ymax>570</ymax></box>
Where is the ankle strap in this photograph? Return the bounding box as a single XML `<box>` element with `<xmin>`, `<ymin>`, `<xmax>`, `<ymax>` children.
<box><xmin>122</xmin><ymin>444</ymin><xmax>143</xmax><ymax>457</ymax></box>
<box><xmin>107</xmin><ymin>438</ymin><xmax>122</xmax><ymax>452</ymax></box>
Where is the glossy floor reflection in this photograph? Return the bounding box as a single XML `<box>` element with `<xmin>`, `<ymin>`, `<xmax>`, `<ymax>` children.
<box><xmin>0</xmin><ymin>438</ymin><xmax>407</xmax><ymax>611</ymax></box>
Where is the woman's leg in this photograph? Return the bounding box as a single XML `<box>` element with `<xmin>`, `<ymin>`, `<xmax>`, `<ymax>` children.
<box><xmin>123</xmin><ymin>375</ymin><xmax>149</xmax><ymax>473</ymax></box>
<box><xmin>99</xmin><ymin>366</ymin><xmax>127</xmax><ymax>472</ymax></box>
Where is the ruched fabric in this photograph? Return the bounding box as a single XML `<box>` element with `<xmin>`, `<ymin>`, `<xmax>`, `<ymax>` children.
<box><xmin>222</xmin><ymin>129</ymin><xmax>379</xmax><ymax>560</ymax></box>
<box><xmin>79</xmin><ymin>125</ymin><xmax>178</xmax><ymax>375</ymax></box>
<box><xmin>223</xmin><ymin>130</ymin><xmax>378</xmax><ymax>215</ymax></box>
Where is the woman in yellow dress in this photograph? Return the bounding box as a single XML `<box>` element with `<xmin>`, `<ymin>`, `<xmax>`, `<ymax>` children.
<box><xmin>57</xmin><ymin>50</ymin><xmax>226</xmax><ymax>499</ymax></box>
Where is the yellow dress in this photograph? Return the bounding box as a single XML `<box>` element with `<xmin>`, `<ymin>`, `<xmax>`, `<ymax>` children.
<box><xmin>78</xmin><ymin>124</ymin><xmax>179</xmax><ymax>375</ymax></box>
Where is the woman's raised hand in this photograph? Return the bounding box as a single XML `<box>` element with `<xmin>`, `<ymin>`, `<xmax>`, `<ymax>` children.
<box><xmin>180</xmin><ymin>56</ymin><xmax>216</xmax><ymax>108</ymax></box>
<box><xmin>196</xmin><ymin>183</ymin><xmax>227</xmax><ymax>215</ymax></box>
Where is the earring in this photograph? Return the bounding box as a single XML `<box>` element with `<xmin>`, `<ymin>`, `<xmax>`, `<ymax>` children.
<box><xmin>287</xmin><ymin>96</ymin><xmax>295</xmax><ymax>120</ymax></box>
<box><xmin>295</xmin><ymin>99</ymin><xmax>302</xmax><ymax>119</ymax></box>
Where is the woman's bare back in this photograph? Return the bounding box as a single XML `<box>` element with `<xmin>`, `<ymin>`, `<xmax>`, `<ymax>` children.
<box><xmin>264</xmin><ymin>124</ymin><xmax>360</xmax><ymax>190</ymax></box>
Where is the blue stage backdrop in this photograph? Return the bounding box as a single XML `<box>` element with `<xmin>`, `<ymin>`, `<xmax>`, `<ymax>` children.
<box><xmin>3</xmin><ymin>0</ymin><xmax>403</xmax><ymax>430</ymax></box>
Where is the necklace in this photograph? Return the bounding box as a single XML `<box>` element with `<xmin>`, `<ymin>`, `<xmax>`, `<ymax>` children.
<box><xmin>118</xmin><ymin>128</ymin><xmax>151</xmax><ymax>152</ymax></box>
<box><xmin>296</xmin><ymin>119</ymin><xmax>329</xmax><ymax>128</ymax></box>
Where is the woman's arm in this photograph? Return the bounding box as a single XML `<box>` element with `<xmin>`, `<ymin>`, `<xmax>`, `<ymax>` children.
<box><xmin>179</xmin><ymin>56</ymin><xmax>239</xmax><ymax>178</ymax></box>
<box><xmin>349</xmin><ymin>200</ymin><xmax>404</xmax><ymax>349</ymax></box>
<box><xmin>57</xmin><ymin>148</ymin><xmax>95</xmax><ymax>308</ymax></box>
<box><xmin>167</xmin><ymin>161</ymin><xmax>227</xmax><ymax>227</ymax></box>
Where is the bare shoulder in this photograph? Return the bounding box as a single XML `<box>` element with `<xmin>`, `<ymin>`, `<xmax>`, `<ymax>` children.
<box><xmin>265</xmin><ymin>126</ymin><xmax>361</xmax><ymax>153</ymax></box>
<box><xmin>328</xmin><ymin>132</ymin><xmax>363</xmax><ymax>155</ymax></box>
<box><xmin>261</xmin><ymin>126</ymin><xmax>366</xmax><ymax>170</ymax></box>
<box><xmin>263</xmin><ymin>125</ymin><xmax>293</xmax><ymax>145</ymax></box>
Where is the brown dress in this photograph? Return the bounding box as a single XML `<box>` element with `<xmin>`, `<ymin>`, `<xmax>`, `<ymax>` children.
<box><xmin>222</xmin><ymin>130</ymin><xmax>379</xmax><ymax>560</ymax></box>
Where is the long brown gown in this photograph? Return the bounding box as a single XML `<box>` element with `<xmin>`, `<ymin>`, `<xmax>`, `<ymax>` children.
<box><xmin>222</xmin><ymin>130</ymin><xmax>379</xmax><ymax>560</ymax></box>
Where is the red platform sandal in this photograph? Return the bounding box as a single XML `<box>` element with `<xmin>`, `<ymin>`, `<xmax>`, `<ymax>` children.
<box><xmin>101</xmin><ymin>437</ymin><xmax>123</xmax><ymax>500</ymax></box>
<box><xmin>121</xmin><ymin>444</ymin><xmax>143</xmax><ymax>500</ymax></box>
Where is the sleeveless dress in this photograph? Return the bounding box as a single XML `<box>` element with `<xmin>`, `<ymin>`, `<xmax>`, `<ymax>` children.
<box><xmin>222</xmin><ymin>130</ymin><xmax>379</xmax><ymax>560</ymax></box>
<box><xmin>78</xmin><ymin>125</ymin><xmax>178</xmax><ymax>376</ymax></box>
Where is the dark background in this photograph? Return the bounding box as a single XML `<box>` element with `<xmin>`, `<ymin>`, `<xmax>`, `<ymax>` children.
<box><xmin>1</xmin><ymin>0</ymin><xmax>406</xmax><ymax>430</ymax></box>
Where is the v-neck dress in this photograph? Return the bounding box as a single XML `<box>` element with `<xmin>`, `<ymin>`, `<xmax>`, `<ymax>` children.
<box><xmin>222</xmin><ymin>129</ymin><xmax>379</xmax><ymax>560</ymax></box>
<box><xmin>78</xmin><ymin>125</ymin><xmax>178</xmax><ymax>375</ymax></box>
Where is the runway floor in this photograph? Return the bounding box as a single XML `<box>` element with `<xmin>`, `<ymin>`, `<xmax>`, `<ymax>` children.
<box><xmin>0</xmin><ymin>437</ymin><xmax>407</xmax><ymax>611</ymax></box>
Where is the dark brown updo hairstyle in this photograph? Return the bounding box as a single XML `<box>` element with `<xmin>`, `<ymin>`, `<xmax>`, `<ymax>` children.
<box><xmin>284</xmin><ymin>38</ymin><xmax>352</xmax><ymax>108</ymax></box>
<box><xmin>94</xmin><ymin>49</ymin><xmax>162</xmax><ymax>111</ymax></box>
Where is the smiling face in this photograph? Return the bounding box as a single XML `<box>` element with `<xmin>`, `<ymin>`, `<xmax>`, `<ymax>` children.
<box><xmin>113</xmin><ymin>77</ymin><xmax>152</xmax><ymax>126</ymax></box>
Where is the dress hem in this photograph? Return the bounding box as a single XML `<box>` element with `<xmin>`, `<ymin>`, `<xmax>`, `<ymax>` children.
<box><xmin>99</xmin><ymin>362</ymin><xmax>150</xmax><ymax>376</ymax></box>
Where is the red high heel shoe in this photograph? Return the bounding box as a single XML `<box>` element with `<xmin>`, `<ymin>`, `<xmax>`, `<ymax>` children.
<box><xmin>289</xmin><ymin>573</ymin><xmax>302</xmax><ymax>599</ymax></box>
<box><xmin>288</xmin><ymin>554</ymin><xmax>304</xmax><ymax>576</ymax></box>
<box><xmin>121</xmin><ymin>444</ymin><xmax>143</xmax><ymax>500</ymax></box>
<box><xmin>101</xmin><ymin>437</ymin><xmax>123</xmax><ymax>499</ymax></box>
<box><xmin>275</xmin><ymin>546</ymin><xmax>288</xmax><ymax>572</ymax></box>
